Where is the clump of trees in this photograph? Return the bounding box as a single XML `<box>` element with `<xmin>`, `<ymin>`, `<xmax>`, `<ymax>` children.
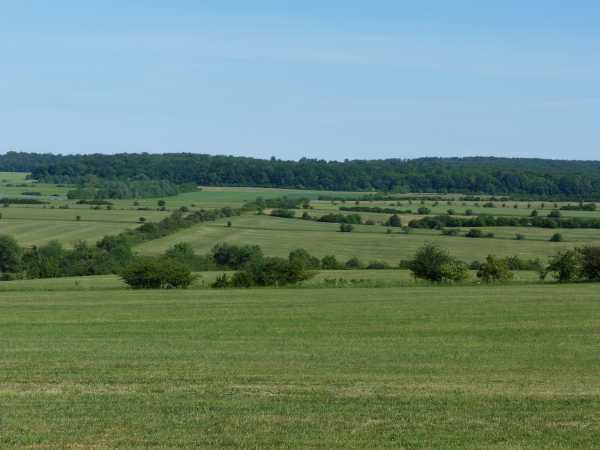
<box><xmin>465</xmin><ymin>229</ymin><xmax>494</xmax><ymax>238</ymax></box>
<box><xmin>120</xmin><ymin>258</ymin><xmax>196</xmax><ymax>289</ymax></box>
<box><xmin>540</xmin><ymin>246</ymin><xmax>600</xmax><ymax>283</ymax></box>
<box><xmin>407</xmin><ymin>243</ymin><xmax>469</xmax><ymax>283</ymax></box>
<box><xmin>212</xmin><ymin>250</ymin><xmax>315</xmax><ymax>288</ymax></box>
<box><xmin>270</xmin><ymin>209</ymin><xmax>295</xmax><ymax>218</ymax></box>
<box><xmin>318</xmin><ymin>213</ymin><xmax>362</xmax><ymax>225</ymax></box>
<box><xmin>67</xmin><ymin>178</ymin><xmax>197</xmax><ymax>200</ymax></box>
<box><xmin>476</xmin><ymin>255</ymin><xmax>514</xmax><ymax>283</ymax></box>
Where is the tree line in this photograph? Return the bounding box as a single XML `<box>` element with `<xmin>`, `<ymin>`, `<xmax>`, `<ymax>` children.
<box><xmin>67</xmin><ymin>178</ymin><xmax>197</xmax><ymax>200</ymax></box>
<box><xmin>409</xmin><ymin>213</ymin><xmax>600</xmax><ymax>230</ymax></box>
<box><xmin>3</xmin><ymin>151</ymin><xmax>600</xmax><ymax>199</ymax></box>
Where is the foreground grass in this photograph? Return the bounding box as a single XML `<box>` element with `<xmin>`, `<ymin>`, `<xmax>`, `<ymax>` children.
<box><xmin>1</xmin><ymin>284</ymin><xmax>599</xmax><ymax>449</ymax></box>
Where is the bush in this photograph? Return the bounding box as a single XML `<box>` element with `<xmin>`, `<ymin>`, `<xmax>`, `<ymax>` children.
<box><xmin>442</xmin><ymin>229</ymin><xmax>459</xmax><ymax>236</ymax></box>
<box><xmin>120</xmin><ymin>258</ymin><xmax>196</xmax><ymax>289</ymax></box>
<box><xmin>417</xmin><ymin>207</ymin><xmax>431</xmax><ymax>215</ymax></box>
<box><xmin>548</xmin><ymin>210</ymin><xmax>561</xmax><ymax>218</ymax></box>
<box><xmin>476</xmin><ymin>255</ymin><xmax>514</xmax><ymax>283</ymax></box>
<box><xmin>212</xmin><ymin>273</ymin><xmax>230</xmax><ymax>288</ymax></box>
<box><xmin>339</xmin><ymin>223</ymin><xmax>354</xmax><ymax>232</ymax></box>
<box><xmin>212</xmin><ymin>243</ymin><xmax>263</xmax><ymax>269</ymax></box>
<box><xmin>289</xmin><ymin>248</ymin><xmax>321</xmax><ymax>270</ymax></box>
<box><xmin>515</xmin><ymin>233</ymin><xmax>526</xmax><ymax>240</ymax></box>
<box><xmin>344</xmin><ymin>256</ymin><xmax>364</xmax><ymax>269</ymax></box>
<box><xmin>386</xmin><ymin>214</ymin><xmax>402</xmax><ymax>227</ymax></box>
<box><xmin>550</xmin><ymin>233</ymin><xmax>564</xmax><ymax>242</ymax></box>
<box><xmin>465</xmin><ymin>229</ymin><xmax>483</xmax><ymax>238</ymax></box>
<box><xmin>439</xmin><ymin>259</ymin><xmax>470</xmax><ymax>283</ymax></box>
<box><xmin>230</xmin><ymin>270</ymin><xmax>254</xmax><ymax>288</ymax></box>
<box><xmin>241</xmin><ymin>257</ymin><xmax>314</xmax><ymax>287</ymax></box>
<box><xmin>321</xmin><ymin>255</ymin><xmax>342</xmax><ymax>270</ymax></box>
<box><xmin>271</xmin><ymin>208</ymin><xmax>295</xmax><ymax>218</ymax></box>
<box><xmin>366</xmin><ymin>260</ymin><xmax>389</xmax><ymax>270</ymax></box>
<box><xmin>577</xmin><ymin>246</ymin><xmax>600</xmax><ymax>281</ymax></box>
<box><xmin>408</xmin><ymin>243</ymin><xmax>469</xmax><ymax>283</ymax></box>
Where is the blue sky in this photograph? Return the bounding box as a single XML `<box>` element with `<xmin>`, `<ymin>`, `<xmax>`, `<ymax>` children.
<box><xmin>1</xmin><ymin>1</ymin><xmax>599</xmax><ymax>160</ymax></box>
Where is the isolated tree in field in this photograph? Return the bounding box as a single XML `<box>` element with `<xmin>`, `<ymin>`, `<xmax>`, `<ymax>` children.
<box><xmin>157</xmin><ymin>199</ymin><xmax>166</xmax><ymax>208</ymax></box>
<box><xmin>465</xmin><ymin>229</ymin><xmax>483</xmax><ymax>238</ymax></box>
<box><xmin>386</xmin><ymin>214</ymin><xmax>402</xmax><ymax>227</ymax></box>
<box><xmin>339</xmin><ymin>223</ymin><xmax>354</xmax><ymax>232</ymax></box>
<box><xmin>345</xmin><ymin>256</ymin><xmax>364</xmax><ymax>269</ymax></box>
<box><xmin>476</xmin><ymin>255</ymin><xmax>514</xmax><ymax>283</ymax></box>
<box><xmin>407</xmin><ymin>243</ymin><xmax>469</xmax><ymax>283</ymax></box>
<box><xmin>0</xmin><ymin>234</ymin><xmax>22</xmax><ymax>275</ymax></box>
<box><xmin>550</xmin><ymin>233</ymin><xmax>564</xmax><ymax>242</ymax></box>
<box><xmin>548</xmin><ymin>210</ymin><xmax>561</xmax><ymax>218</ymax></box>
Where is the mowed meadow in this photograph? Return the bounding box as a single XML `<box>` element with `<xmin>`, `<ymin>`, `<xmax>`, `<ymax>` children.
<box><xmin>2</xmin><ymin>284</ymin><xmax>600</xmax><ymax>449</ymax></box>
<box><xmin>135</xmin><ymin>214</ymin><xmax>597</xmax><ymax>263</ymax></box>
<box><xmin>2</xmin><ymin>172</ymin><xmax>600</xmax><ymax>448</ymax></box>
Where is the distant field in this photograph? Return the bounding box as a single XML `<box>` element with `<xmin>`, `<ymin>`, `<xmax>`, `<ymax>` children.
<box><xmin>105</xmin><ymin>186</ymin><xmax>367</xmax><ymax>210</ymax></box>
<box><xmin>1</xmin><ymin>284</ymin><xmax>599</xmax><ymax>448</ymax></box>
<box><xmin>311</xmin><ymin>200</ymin><xmax>600</xmax><ymax>220</ymax></box>
<box><xmin>136</xmin><ymin>214</ymin><xmax>591</xmax><ymax>262</ymax></box>
<box><xmin>0</xmin><ymin>172</ymin><xmax>597</xmax><ymax>259</ymax></box>
<box><xmin>0</xmin><ymin>206</ymin><xmax>170</xmax><ymax>247</ymax></box>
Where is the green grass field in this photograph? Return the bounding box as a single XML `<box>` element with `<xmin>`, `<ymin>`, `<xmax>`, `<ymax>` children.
<box><xmin>2</xmin><ymin>173</ymin><xmax>600</xmax><ymax>448</ymax></box>
<box><xmin>1</xmin><ymin>284</ymin><xmax>599</xmax><ymax>449</ymax></box>
<box><xmin>0</xmin><ymin>269</ymin><xmax>542</xmax><ymax>292</ymax></box>
<box><xmin>0</xmin><ymin>206</ymin><xmax>170</xmax><ymax>248</ymax></box>
<box><xmin>136</xmin><ymin>214</ymin><xmax>595</xmax><ymax>263</ymax></box>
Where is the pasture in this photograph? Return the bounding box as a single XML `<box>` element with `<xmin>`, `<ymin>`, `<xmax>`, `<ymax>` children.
<box><xmin>0</xmin><ymin>206</ymin><xmax>169</xmax><ymax>248</ymax></box>
<box><xmin>136</xmin><ymin>214</ymin><xmax>594</xmax><ymax>263</ymax></box>
<box><xmin>1</xmin><ymin>284</ymin><xmax>599</xmax><ymax>449</ymax></box>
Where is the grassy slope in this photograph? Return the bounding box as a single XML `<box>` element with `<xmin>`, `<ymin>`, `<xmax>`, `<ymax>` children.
<box><xmin>1</xmin><ymin>284</ymin><xmax>599</xmax><ymax>449</ymax></box>
<box><xmin>0</xmin><ymin>207</ymin><xmax>170</xmax><ymax>248</ymax></box>
<box><xmin>136</xmin><ymin>214</ymin><xmax>593</xmax><ymax>262</ymax></box>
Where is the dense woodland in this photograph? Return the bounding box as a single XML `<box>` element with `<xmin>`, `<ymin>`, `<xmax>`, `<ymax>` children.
<box><xmin>66</xmin><ymin>179</ymin><xmax>197</xmax><ymax>200</ymax></box>
<box><xmin>2</xmin><ymin>152</ymin><xmax>600</xmax><ymax>200</ymax></box>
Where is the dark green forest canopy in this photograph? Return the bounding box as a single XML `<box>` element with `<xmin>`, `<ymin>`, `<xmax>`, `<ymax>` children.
<box><xmin>3</xmin><ymin>151</ymin><xmax>600</xmax><ymax>199</ymax></box>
